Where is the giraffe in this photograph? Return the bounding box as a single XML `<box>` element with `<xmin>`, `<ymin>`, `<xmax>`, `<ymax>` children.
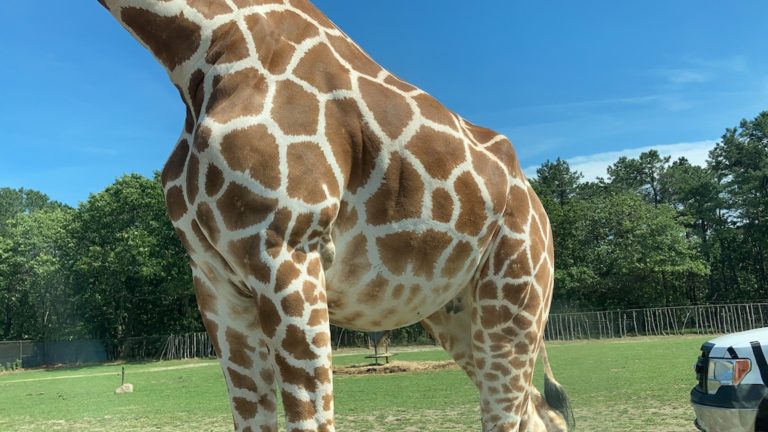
<box><xmin>98</xmin><ymin>1</ymin><xmax>574</xmax><ymax>431</ymax></box>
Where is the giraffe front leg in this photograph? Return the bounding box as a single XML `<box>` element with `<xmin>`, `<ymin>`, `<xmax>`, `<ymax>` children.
<box><xmin>192</xmin><ymin>267</ymin><xmax>279</xmax><ymax>432</ymax></box>
<box><xmin>259</xmin><ymin>250</ymin><xmax>335</xmax><ymax>432</ymax></box>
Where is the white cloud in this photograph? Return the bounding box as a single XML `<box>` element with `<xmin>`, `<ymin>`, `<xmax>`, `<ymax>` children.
<box><xmin>657</xmin><ymin>68</ymin><xmax>710</xmax><ymax>85</ymax></box>
<box><xmin>525</xmin><ymin>140</ymin><xmax>718</xmax><ymax>181</ymax></box>
<box><xmin>690</xmin><ymin>55</ymin><xmax>748</xmax><ymax>74</ymax></box>
<box><xmin>652</xmin><ymin>56</ymin><xmax>749</xmax><ymax>88</ymax></box>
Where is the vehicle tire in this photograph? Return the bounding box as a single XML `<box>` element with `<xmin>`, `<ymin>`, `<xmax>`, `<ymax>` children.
<box><xmin>755</xmin><ymin>397</ymin><xmax>768</xmax><ymax>432</ymax></box>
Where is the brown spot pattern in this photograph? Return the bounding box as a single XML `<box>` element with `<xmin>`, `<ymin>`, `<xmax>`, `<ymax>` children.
<box><xmin>454</xmin><ymin>172</ymin><xmax>487</xmax><ymax>236</ymax></box>
<box><xmin>431</xmin><ymin>188</ymin><xmax>454</xmax><ymax>223</ymax></box>
<box><xmin>337</xmin><ymin>234</ymin><xmax>370</xmax><ymax>285</ymax></box>
<box><xmin>384</xmin><ymin>74</ymin><xmax>417</xmax><ymax>93</ymax></box>
<box><xmin>217</xmin><ymin>183</ymin><xmax>277</xmax><ymax>231</ymax></box>
<box><xmin>359</xmin><ymin>77</ymin><xmax>412</xmax><ymax>140</ymax></box>
<box><xmin>442</xmin><ymin>240</ymin><xmax>473</xmax><ymax>278</ymax></box>
<box><xmin>225</xmin><ymin>328</ymin><xmax>255</xmax><ymax>369</ymax></box>
<box><xmin>312</xmin><ymin>332</ymin><xmax>330</xmax><ymax>348</ymax></box>
<box><xmin>282</xmin><ymin>325</ymin><xmax>318</xmax><ymax>360</ymax></box>
<box><xmin>258</xmin><ymin>295</ymin><xmax>282</xmax><ymax>339</ymax></box>
<box><xmin>357</xmin><ymin>275</ymin><xmax>388</xmax><ymax>306</ymax></box>
<box><xmin>233</xmin><ymin>397</ymin><xmax>258</xmax><ymax>420</ymax></box>
<box><xmin>275</xmin><ymin>261</ymin><xmax>301</xmax><ymax>292</ymax></box>
<box><xmin>165</xmin><ymin>186</ymin><xmax>187</xmax><ymax>221</ymax></box>
<box><xmin>185</xmin><ymin>153</ymin><xmax>200</xmax><ymax>203</ymax></box>
<box><xmin>161</xmin><ymin>139</ymin><xmax>189</xmax><ymax>186</ymax></box>
<box><xmin>365</xmin><ymin>156</ymin><xmax>424</xmax><ymax>225</ymax></box>
<box><xmin>275</xmin><ymin>353</ymin><xmax>317</xmax><ymax>392</ymax></box>
<box><xmin>193</xmin><ymin>124</ymin><xmax>212</xmax><ymax>152</ymax></box>
<box><xmin>205</xmin><ymin>164</ymin><xmax>225</xmax><ymax>196</ymax></box>
<box><xmin>273</xmin><ymin>80</ymin><xmax>320</xmax><ymax>136</ymax></box>
<box><xmin>247</xmin><ymin>10</ymin><xmax>319</xmax><ymax>72</ymax></box>
<box><xmin>414</xmin><ymin>93</ymin><xmax>456</xmax><ymax>129</ymax></box>
<box><xmin>407</xmin><ymin>127</ymin><xmax>466</xmax><ymax>180</ymax></box>
<box><xmin>289</xmin><ymin>0</ymin><xmax>336</xmax><ymax>29</ymax></box>
<box><xmin>327</xmin><ymin>33</ymin><xmax>381</xmax><ymax>77</ymax></box>
<box><xmin>376</xmin><ymin>230</ymin><xmax>453</xmax><ymax>278</ymax></box>
<box><xmin>307</xmin><ymin>308</ymin><xmax>327</xmax><ymax>326</ymax></box>
<box><xmin>187</xmin><ymin>0</ymin><xmax>232</xmax><ymax>19</ymax></box>
<box><xmin>221</xmin><ymin>125</ymin><xmax>281</xmax><ymax>190</ymax></box>
<box><xmin>206</xmin><ymin>22</ymin><xmax>249</xmax><ymax>65</ymax></box>
<box><xmin>195</xmin><ymin>203</ymin><xmax>220</xmax><ymax>244</ymax></box>
<box><xmin>229</xmin><ymin>236</ymin><xmax>271</xmax><ymax>283</ymax></box>
<box><xmin>281</xmin><ymin>292</ymin><xmax>305</xmax><ymax>317</ymax></box>
<box><xmin>294</xmin><ymin>43</ymin><xmax>351</xmax><ymax>93</ymax></box>
<box><xmin>470</xmin><ymin>147</ymin><xmax>509</xmax><ymax>215</ymax></box>
<box><xmin>207</xmin><ymin>68</ymin><xmax>268</xmax><ymax>124</ymax></box>
<box><xmin>281</xmin><ymin>390</ymin><xmax>317</xmax><ymax>423</ymax></box>
<box><xmin>187</xmin><ymin>69</ymin><xmax>206</xmax><ymax>120</ymax></box>
<box><xmin>120</xmin><ymin>8</ymin><xmax>202</xmax><ymax>70</ymax></box>
<box><xmin>287</xmin><ymin>141</ymin><xmax>339</xmax><ymax>203</ymax></box>
<box><xmin>227</xmin><ymin>367</ymin><xmax>258</xmax><ymax>391</ymax></box>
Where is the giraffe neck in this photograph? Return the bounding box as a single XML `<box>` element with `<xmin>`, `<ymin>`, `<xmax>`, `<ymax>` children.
<box><xmin>99</xmin><ymin>0</ymin><xmax>289</xmax><ymax>99</ymax></box>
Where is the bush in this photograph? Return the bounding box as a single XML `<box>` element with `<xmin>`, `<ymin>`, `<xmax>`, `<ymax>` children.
<box><xmin>0</xmin><ymin>359</ymin><xmax>22</xmax><ymax>373</ymax></box>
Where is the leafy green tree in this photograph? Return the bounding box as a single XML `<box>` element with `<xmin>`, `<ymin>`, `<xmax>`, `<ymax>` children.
<box><xmin>530</xmin><ymin>159</ymin><xmax>585</xmax><ymax>273</ymax></box>
<box><xmin>530</xmin><ymin>158</ymin><xmax>583</xmax><ymax>206</ymax></box>
<box><xmin>607</xmin><ymin>150</ymin><xmax>671</xmax><ymax>207</ymax></box>
<box><xmin>656</xmin><ymin>158</ymin><xmax>724</xmax><ymax>303</ymax></box>
<box><xmin>660</xmin><ymin>158</ymin><xmax>721</xmax><ymax>236</ymax></box>
<box><xmin>0</xmin><ymin>208</ymin><xmax>78</xmax><ymax>340</ymax></box>
<box><xmin>707</xmin><ymin>111</ymin><xmax>768</xmax><ymax>298</ymax></box>
<box><xmin>0</xmin><ymin>187</ymin><xmax>75</xmax><ymax>340</ymax></box>
<box><xmin>0</xmin><ymin>188</ymin><xmax>61</xmax><ymax>235</ymax></box>
<box><xmin>555</xmin><ymin>193</ymin><xmax>708</xmax><ymax>309</ymax></box>
<box><xmin>69</xmin><ymin>174</ymin><xmax>198</xmax><ymax>356</ymax></box>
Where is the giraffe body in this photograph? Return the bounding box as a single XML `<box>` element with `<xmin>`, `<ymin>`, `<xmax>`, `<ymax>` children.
<box><xmin>100</xmin><ymin>1</ymin><xmax>572</xmax><ymax>431</ymax></box>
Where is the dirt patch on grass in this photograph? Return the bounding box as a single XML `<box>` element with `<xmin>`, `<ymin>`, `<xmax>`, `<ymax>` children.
<box><xmin>574</xmin><ymin>400</ymin><xmax>695</xmax><ymax>432</ymax></box>
<box><xmin>334</xmin><ymin>360</ymin><xmax>459</xmax><ymax>375</ymax></box>
<box><xmin>337</xmin><ymin>407</ymin><xmax>480</xmax><ymax>431</ymax></box>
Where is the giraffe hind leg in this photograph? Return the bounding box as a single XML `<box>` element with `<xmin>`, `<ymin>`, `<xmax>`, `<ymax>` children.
<box><xmin>469</xmin><ymin>206</ymin><xmax>568</xmax><ymax>432</ymax></box>
<box><xmin>422</xmin><ymin>284</ymin><xmax>479</xmax><ymax>387</ymax></box>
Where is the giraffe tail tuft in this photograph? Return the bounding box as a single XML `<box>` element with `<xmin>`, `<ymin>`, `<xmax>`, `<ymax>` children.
<box><xmin>541</xmin><ymin>342</ymin><xmax>576</xmax><ymax>431</ymax></box>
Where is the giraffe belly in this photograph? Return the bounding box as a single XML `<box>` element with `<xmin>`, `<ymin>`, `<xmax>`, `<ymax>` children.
<box><xmin>323</xmin><ymin>217</ymin><xmax>485</xmax><ymax>331</ymax></box>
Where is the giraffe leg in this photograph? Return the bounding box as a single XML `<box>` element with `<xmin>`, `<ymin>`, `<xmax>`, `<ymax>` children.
<box><xmin>422</xmin><ymin>284</ymin><xmax>478</xmax><ymax>386</ymax></box>
<box><xmin>470</xmin><ymin>210</ymin><xmax>566</xmax><ymax>432</ymax></box>
<box><xmin>193</xmin><ymin>247</ymin><xmax>335</xmax><ymax>432</ymax></box>
<box><xmin>423</xmin><ymin>278</ymin><xmax>567</xmax><ymax>432</ymax></box>
<box><xmin>192</xmin><ymin>266</ymin><xmax>279</xmax><ymax>432</ymax></box>
<box><xmin>258</xmin><ymin>249</ymin><xmax>335</xmax><ymax>432</ymax></box>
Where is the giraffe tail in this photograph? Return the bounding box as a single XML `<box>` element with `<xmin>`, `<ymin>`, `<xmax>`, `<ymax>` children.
<box><xmin>540</xmin><ymin>340</ymin><xmax>576</xmax><ymax>431</ymax></box>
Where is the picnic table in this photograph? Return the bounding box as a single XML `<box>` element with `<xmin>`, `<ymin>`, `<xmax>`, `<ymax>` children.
<box><xmin>364</xmin><ymin>352</ymin><xmax>397</xmax><ymax>365</ymax></box>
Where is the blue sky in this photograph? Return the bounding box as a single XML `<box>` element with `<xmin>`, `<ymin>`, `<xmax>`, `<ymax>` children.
<box><xmin>1</xmin><ymin>1</ymin><xmax>767</xmax><ymax>207</ymax></box>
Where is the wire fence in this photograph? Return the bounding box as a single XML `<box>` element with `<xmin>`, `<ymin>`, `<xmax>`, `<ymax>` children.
<box><xmin>2</xmin><ymin>303</ymin><xmax>766</xmax><ymax>368</ymax></box>
<box><xmin>0</xmin><ymin>339</ymin><xmax>107</xmax><ymax>369</ymax></box>
<box><xmin>544</xmin><ymin>303</ymin><xmax>768</xmax><ymax>341</ymax></box>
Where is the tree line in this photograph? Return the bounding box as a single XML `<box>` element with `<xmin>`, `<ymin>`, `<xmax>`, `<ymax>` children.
<box><xmin>1</xmin><ymin>111</ymin><xmax>766</xmax><ymax>347</ymax></box>
<box><xmin>533</xmin><ymin>111</ymin><xmax>768</xmax><ymax>311</ymax></box>
<box><xmin>0</xmin><ymin>175</ymin><xmax>199</xmax><ymax>353</ymax></box>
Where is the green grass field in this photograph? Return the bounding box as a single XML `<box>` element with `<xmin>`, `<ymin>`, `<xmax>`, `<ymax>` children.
<box><xmin>0</xmin><ymin>335</ymin><xmax>709</xmax><ymax>431</ymax></box>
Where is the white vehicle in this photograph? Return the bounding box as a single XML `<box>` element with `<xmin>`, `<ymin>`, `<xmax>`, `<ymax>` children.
<box><xmin>692</xmin><ymin>328</ymin><xmax>768</xmax><ymax>431</ymax></box>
